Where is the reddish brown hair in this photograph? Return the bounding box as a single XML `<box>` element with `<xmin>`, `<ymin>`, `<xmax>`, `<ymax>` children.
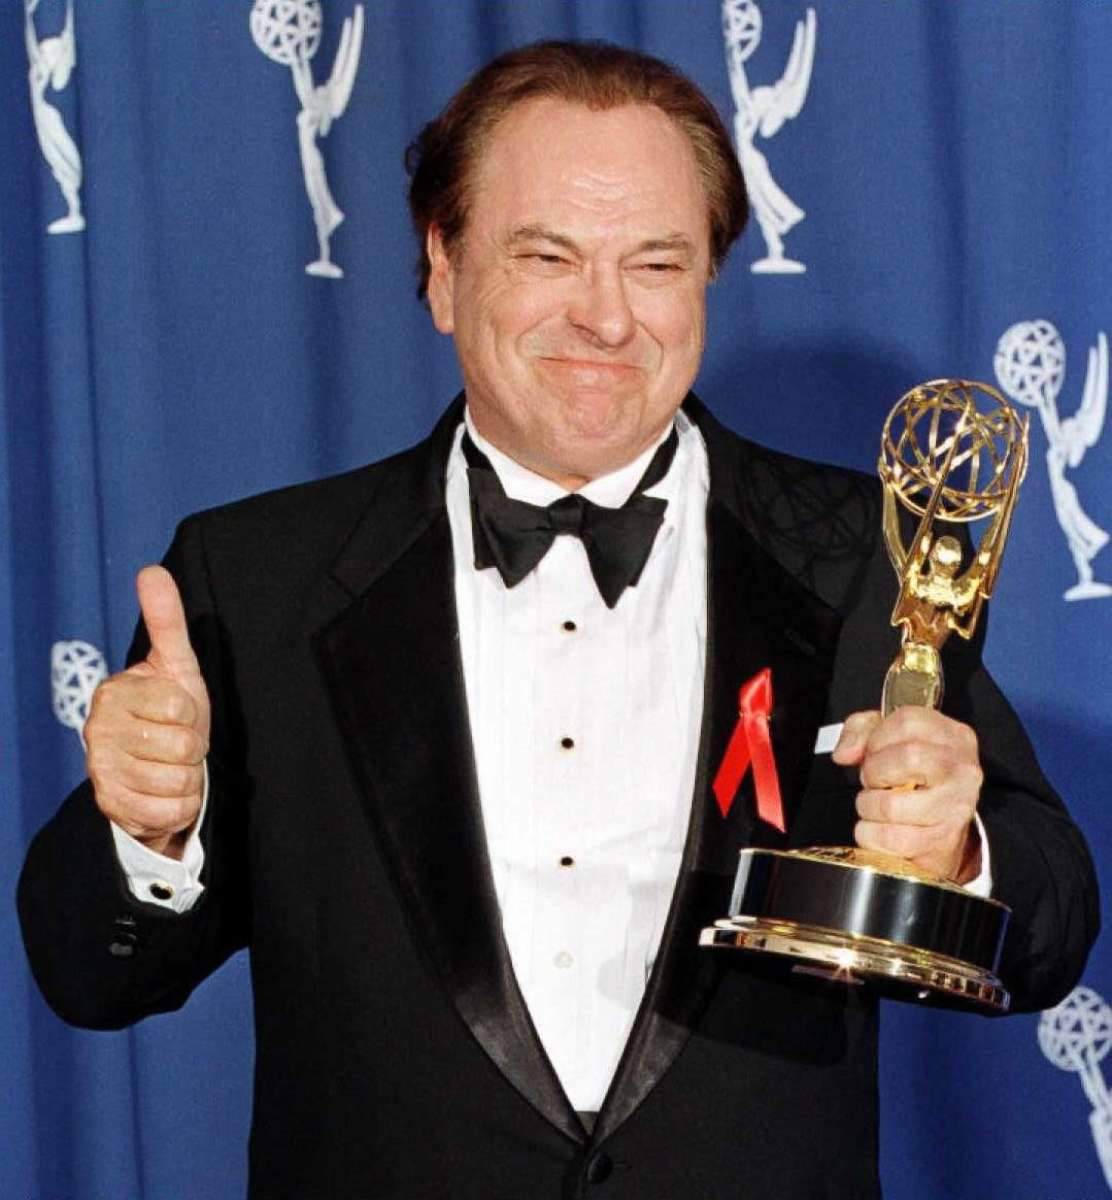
<box><xmin>405</xmin><ymin>40</ymin><xmax>748</xmax><ymax>298</ymax></box>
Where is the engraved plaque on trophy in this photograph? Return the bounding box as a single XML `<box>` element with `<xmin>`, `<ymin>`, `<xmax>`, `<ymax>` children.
<box><xmin>701</xmin><ymin>380</ymin><xmax>1029</xmax><ymax>1011</ymax></box>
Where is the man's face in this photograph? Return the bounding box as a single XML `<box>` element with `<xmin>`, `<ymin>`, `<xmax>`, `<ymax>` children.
<box><xmin>427</xmin><ymin>98</ymin><xmax>712</xmax><ymax>488</ymax></box>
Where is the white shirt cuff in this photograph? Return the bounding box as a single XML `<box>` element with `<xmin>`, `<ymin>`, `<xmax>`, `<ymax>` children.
<box><xmin>110</xmin><ymin>762</ymin><xmax>208</xmax><ymax>913</ymax></box>
<box><xmin>961</xmin><ymin>810</ymin><xmax>993</xmax><ymax>897</ymax></box>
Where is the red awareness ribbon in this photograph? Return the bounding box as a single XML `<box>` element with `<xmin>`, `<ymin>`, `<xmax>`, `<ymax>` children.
<box><xmin>711</xmin><ymin>667</ymin><xmax>785</xmax><ymax>831</ymax></box>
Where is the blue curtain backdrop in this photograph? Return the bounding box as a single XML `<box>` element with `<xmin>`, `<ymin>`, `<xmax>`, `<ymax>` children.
<box><xmin>3</xmin><ymin>2</ymin><xmax>1109</xmax><ymax>1196</ymax></box>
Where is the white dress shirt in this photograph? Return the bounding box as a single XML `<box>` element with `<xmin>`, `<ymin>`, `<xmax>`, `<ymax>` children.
<box><xmin>446</xmin><ymin>409</ymin><xmax>708</xmax><ymax>1110</ymax></box>
<box><xmin>112</xmin><ymin>409</ymin><xmax>992</xmax><ymax>1112</ymax></box>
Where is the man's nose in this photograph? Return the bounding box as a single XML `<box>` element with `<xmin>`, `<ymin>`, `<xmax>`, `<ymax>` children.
<box><xmin>566</xmin><ymin>265</ymin><xmax>635</xmax><ymax>349</ymax></box>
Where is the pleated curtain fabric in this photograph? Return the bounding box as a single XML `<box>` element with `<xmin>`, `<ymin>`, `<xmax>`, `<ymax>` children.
<box><xmin>2</xmin><ymin>3</ymin><xmax>1109</xmax><ymax>1197</ymax></box>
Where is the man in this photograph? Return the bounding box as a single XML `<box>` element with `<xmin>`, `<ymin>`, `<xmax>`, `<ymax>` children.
<box><xmin>19</xmin><ymin>41</ymin><xmax>1097</xmax><ymax>1199</ymax></box>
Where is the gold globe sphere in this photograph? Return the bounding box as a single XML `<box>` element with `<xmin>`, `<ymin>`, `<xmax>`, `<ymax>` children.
<box><xmin>880</xmin><ymin>380</ymin><xmax>1027</xmax><ymax>523</ymax></box>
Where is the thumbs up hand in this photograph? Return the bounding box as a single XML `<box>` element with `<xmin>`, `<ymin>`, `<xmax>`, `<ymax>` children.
<box><xmin>85</xmin><ymin>566</ymin><xmax>211</xmax><ymax>859</ymax></box>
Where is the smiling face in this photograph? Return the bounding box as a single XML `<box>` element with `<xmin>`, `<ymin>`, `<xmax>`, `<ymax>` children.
<box><xmin>426</xmin><ymin>97</ymin><xmax>712</xmax><ymax>488</ymax></box>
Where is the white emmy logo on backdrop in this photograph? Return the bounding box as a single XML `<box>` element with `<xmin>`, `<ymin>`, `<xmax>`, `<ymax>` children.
<box><xmin>51</xmin><ymin>640</ymin><xmax>107</xmax><ymax>748</ymax></box>
<box><xmin>995</xmin><ymin>319</ymin><xmax>1110</xmax><ymax>601</ymax></box>
<box><xmin>722</xmin><ymin>0</ymin><xmax>816</xmax><ymax>274</ymax></box>
<box><xmin>250</xmin><ymin>1</ymin><xmax>365</xmax><ymax>278</ymax></box>
<box><xmin>25</xmin><ymin>0</ymin><xmax>84</xmax><ymax>235</ymax></box>
<box><xmin>1039</xmin><ymin>986</ymin><xmax>1112</xmax><ymax>1191</ymax></box>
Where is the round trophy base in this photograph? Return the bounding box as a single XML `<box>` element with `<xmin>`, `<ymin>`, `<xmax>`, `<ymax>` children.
<box><xmin>47</xmin><ymin>214</ymin><xmax>85</xmax><ymax>235</ymax></box>
<box><xmin>701</xmin><ymin>914</ymin><xmax>1010</xmax><ymax>1010</ymax></box>
<box><xmin>700</xmin><ymin>847</ymin><xmax>1011</xmax><ymax>1012</ymax></box>
<box><xmin>750</xmin><ymin>256</ymin><xmax>806</xmax><ymax>275</ymax></box>
<box><xmin>306</xmin><ymin>260</ymin><xmax>344</xmax><ymax>279</ymax></box>
<box><xmin>1064</xmin><ymin>580</ymin><xmax>1112</xmax><ymax>600</ymax></box>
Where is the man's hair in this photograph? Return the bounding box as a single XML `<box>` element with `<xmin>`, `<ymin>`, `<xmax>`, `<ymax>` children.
<box><xmin>405</xmin><ymin>40</ymin><xmax>749</xmax><ymax>299</ymax></box>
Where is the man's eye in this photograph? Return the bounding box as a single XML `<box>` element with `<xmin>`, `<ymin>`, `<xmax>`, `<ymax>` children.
<box><xmin>637</xmin><ymin>261</ymin><xmax>682</xmax><ymax>273</ymax></box>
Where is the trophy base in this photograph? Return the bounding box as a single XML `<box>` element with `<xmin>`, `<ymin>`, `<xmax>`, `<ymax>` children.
<box><xmin>750</xmin><ymin>256</ymin><xmax>806</xmax><ymax>275</ymax></box>
<box><xmin>700</xmin><ymin>847</ymin><xmax>1011</xmax><ymax>1012</ymax></box>
<box><xmin>306</xmin><ymin>259</ymin><xmax>344</xmax><ymax>279</ymax></box>
<box><xmin>1064</xmin><ymin>580</ymin><xmax>1112</xmax><ymax>600</ymax></box>
<box><xmin>702</xmin><ymin>914</ymin><xmax>1010</xmax><ymax>1010</ymax></box>
<box><xmin>47</xmin><ymin>213</ymin><xmax>85</xmax><ymax>235</ymax></box>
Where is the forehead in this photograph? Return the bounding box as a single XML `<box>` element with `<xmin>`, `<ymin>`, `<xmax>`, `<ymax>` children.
<box><xmin>466</xmin><ymin>97</ymin><xmax>709</xmax><ymax>244</ymax></box>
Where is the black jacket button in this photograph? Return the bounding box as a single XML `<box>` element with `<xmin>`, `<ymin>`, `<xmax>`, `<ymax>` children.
<box><xmin>108</xmin><ymin>921</ymin><xmax>138</xmax><ymax>957</ymax></box>
<box><xmin>585</xmin><ymin>1151</ymin><xmax>613</xmax><ymax>1183</ymax></box>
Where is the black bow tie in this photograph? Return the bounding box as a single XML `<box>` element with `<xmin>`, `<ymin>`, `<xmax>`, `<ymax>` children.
<box><xmin>461</xmin><ymin>427</ymin><xmax>679</xmax><ymax>609</ymax></box>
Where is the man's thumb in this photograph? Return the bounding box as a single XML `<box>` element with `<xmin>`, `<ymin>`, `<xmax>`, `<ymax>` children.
<box><xmin>831</xmin><ymin>710</ymin><xmax>881</xmax><ymax>766</ymax></box>
<box><xmin>136</xmin><ymin>565</ymin><xmax>200</xmax><ymax>678</ymax></box>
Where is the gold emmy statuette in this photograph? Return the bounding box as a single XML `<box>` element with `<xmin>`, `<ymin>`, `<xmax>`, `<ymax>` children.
<box><xmin>701</xmin><ymin>380</ymin><xmax>1029</xmax><ymax>1011</ymax></box>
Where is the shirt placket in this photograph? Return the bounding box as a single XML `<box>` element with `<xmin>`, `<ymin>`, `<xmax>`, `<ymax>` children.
<box><xmin>527</xmin><ymin>535</ymin><xmax>595</xmax><ymax>1096</ymax></box>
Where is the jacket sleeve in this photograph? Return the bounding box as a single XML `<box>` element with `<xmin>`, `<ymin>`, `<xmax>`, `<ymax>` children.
<box><xmin>943</xmin><ymin>617</ymin><xmax>1101</xmax><ymax>1013</ymax></box>
<box><xmin>17</xmin><ymin>515</ymin><xmax>251</xmax><ymax>1030</ymax></box>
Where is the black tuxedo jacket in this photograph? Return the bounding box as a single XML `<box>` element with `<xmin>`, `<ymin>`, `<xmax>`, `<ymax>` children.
<box><xmin>19</xmin><ymin>398</ymin><xmax>1098</xmax><ymax>1199</ymax></box>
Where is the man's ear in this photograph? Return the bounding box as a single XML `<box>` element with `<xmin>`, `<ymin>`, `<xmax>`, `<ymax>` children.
<box><xmin>426</xmin><ymin>225</ymin><xmax>455</xmax><ymax>334</ymax></box>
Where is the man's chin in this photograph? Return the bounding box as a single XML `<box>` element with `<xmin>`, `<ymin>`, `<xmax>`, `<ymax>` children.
<box><xmin>537</xmin><ymin>423</ymin><xmax>655</xmax><ymax>485</ymax></box>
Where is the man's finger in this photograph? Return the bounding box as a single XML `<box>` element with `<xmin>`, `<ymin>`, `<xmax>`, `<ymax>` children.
<box><xmin>90</xmin><ymin>670</ymin><xmax>199</xmax><ymax>728</ymax></box>
<box><xmin>858</xmin><ymin>737</ymin><xmax>983</xmax><ymax>796</ymax></box>
<box><xmin>119</xmin><ymin>718</ymin><xmax>207</xmax><ymax>765</ymax></box>
<box><xmin>855</xmin><ymin>785</ymin><xmax>968</xmax><ymax>827</ymax></box>
<box><xmin>113</xmin><ymin>756</ymin><xmax>204</xmax><ymax>800</ymax></box>
<box><xmin>859</xmin><ymin>705</ymin><xmax>978</xmax><ymax>759</ymax></box>
<box><xmin>854</xmin><ymin>818</ymin><xmax>937</xmax><ymax>862</ymax></box>
<box><xmin>136</xmin><ymin>565</ymin><xmax>200</xmax><ymax>678</ymax></box>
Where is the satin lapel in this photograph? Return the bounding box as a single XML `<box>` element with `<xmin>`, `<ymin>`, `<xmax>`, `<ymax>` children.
<box><xmin>310</xmin><ymin>408</ymin><xmax>584</xmax><ymax>1145</ymax></box>
<box><xmin>595</xmin><ymin>411</ymin><xmax>843</xmax><ymax>1142</ymax></box>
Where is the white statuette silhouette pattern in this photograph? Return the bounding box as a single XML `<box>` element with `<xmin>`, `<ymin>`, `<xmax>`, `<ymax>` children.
<box><xmin>251</xmin><ymin>0</ymin><xmax>365</xmax><ymax>279</ymax></box>
<box><xmin>722</xmin><ymin>0</ymin><xmax>816</xmax><ymax>274</ymax></box>
<box><xmin>995</xmin><ymin>319</ymin><xmax>1110</xmax><ymax>601</ymax></box>
<box><xmin>25</xmin><ymin>0</ymin><xmax>84</xmax><ymax>235</ymax></box>
<box><xmin>51</xmin><ymin>640</ymin><xmax>107</xmax><ymax>747</ymax></box>
<box><xmin>1039</xmin><ymin>986</ymin><xmax>1112</xmax><ymax>1191</ymax></box>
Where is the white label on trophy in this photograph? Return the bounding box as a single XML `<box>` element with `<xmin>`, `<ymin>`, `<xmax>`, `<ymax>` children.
<box><xmin>813</xmin><ymin>723</ymin><xmax>843</xmax><ymax>754</ymax></box>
